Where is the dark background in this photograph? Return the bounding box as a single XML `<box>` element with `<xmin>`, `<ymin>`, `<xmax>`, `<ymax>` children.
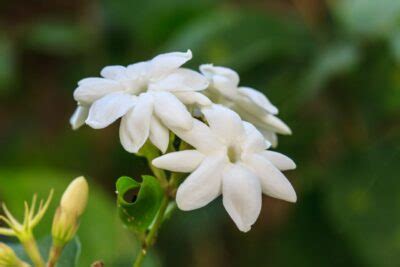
<box><xmin>1</xmin><ymin>0</ymin><xmax>399</xmax><ymax>266</ymax></box>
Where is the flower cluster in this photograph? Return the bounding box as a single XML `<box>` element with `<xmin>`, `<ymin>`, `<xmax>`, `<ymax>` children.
<box><xmin>71</xmin><ymin>50</ymin><xmax>209</xmax><ymax>153</ymax></box>
<box><xmin>71</xmin><ymin>50</ymin><xmax>296</xmax><ymax>232</ymax></box>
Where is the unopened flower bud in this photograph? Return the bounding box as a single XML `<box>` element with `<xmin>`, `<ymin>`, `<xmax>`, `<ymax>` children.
<box><xmin>60</xmin><ymin>176</ymin><xmax>89</xmax><ymax>216</ymax></box>
<box><xmin>0</xmin><ymin>243</ymin><xmax>29</xmax><ymax>267</ymax></box>
<box><xmin>51</xmin><ymin>176</ymin><xmax>89</xmax><ymax>245</ymax></box>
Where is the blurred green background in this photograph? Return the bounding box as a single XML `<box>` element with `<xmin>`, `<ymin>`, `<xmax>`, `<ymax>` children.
<box><xmin>1</xmin><ymin>0</ymin><xmax>399</xmax><ymax>266</ymax></box>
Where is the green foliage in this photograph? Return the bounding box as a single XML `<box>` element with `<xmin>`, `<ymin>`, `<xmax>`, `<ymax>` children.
<box><xmin>390</xmin><ymin>30</ymin><xmax>400</xmax><ymax>62</ymax></box>
<box><xmin>325</xmin><ymin>138</ymin><xmax>400</xmax><ymax>267</ymax></box>
<box><xmin>116</xmin><ymin>176</ymin><xmax>164</xmax><ymax>232</ymax></box>
<box><xmin>23</xmin><ymin>21</ymin><xmax>94</xmax><ymax>54</ymax></box>
<box><xmin>301</xmin><ymin>42</ymin><xmax>360</xmax><ymax>100</ymax></box>
<box><xmin>7</xmin><ymin>236</ymin><xmax>80</xmax><ymax>267</ymax></box>
<box><xmin>164</xmin><ymin>8</ymin><xmax>311</xmax><ymax>70</ymax></box>
<box><xmin>331</xmin><ymin>0</ymin><xmax>400</xmax><ymax>38</ymax></box>
<box><xmin>0</xmin><ymin>35</ymin><xmax>15</xmax><ymax>93</ymax></box>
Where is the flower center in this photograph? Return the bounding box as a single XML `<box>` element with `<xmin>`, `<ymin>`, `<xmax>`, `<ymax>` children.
<box><xmin>123</xmin><ymin>78</ymin><xmax>148</xmax><ymax>95</ymax></box>
<box><xmin>227</xmin><ymin>145</ymin><xmax>242</xmax><ymax>163</ymax></box>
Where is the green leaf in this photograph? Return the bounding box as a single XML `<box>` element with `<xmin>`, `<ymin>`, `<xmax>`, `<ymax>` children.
<box><xmin>7</xmin><ymin>236</ymin><xmax>80</xmax><ymax>267</ymax></box>
<box><xmin>116</xmin><ymin>176</ymin><xmax>164</xmax><ymax>232</ymax></box>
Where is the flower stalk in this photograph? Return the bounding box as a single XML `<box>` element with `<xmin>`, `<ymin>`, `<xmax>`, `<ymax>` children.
<box><xmin>133</xmin><ymin>194</ymin><xmax>170</xmax><ymax>267</ymax></box>
<box><xmin>47</xmin><ymin>241</ymin><xmax>63</xmax><ymax>267</ymax></box>
<box><xmin>132</xmin><ymin>139</ymin><xmax>188</xmax><ymax>267</ymax></box>
<box><xmin>139</xmin><ymin>142</ymin><xmax>168</xmax><ymax>188</ymax></box>
<box><xmin>20</xmin><ymin>233</ymin><xmax>45</xmax><ymax>267</ymax></box>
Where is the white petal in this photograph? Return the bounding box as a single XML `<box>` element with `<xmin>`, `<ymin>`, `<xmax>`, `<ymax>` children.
<box><xmin>241</xmin><ymin>121</ymin><xmax>269</xmax><ymax>154</ymax></box>
<box><xmin>70</xmin><ymin>106</ymin><xmax>89</xmax><ymax>130</ymax></box>
<box><xmin>243</xmin><ymin>154</ymin><xmax>296</xmax><ymax>203</ymax></box>
<box><xmin>120</xmin><ymin>115</ymin><xmax>132</xmax><ymax>153</ymax></box>
<box><xmin>173</xmin><ymin>119</ymin><xmax>223</xmax><ymax>154</ymax></box>
<box><xmin>149</xmin><ymin>116</ymin><xmax>169</xmax><ymax>153</ymax></box>
<box><xmin>100</xmin><ymin>65</ymin><xmax>127</xmax><ymax>80</ymax></box>
<box><xmin>237</xmin><ymin>87</ymin><xmax>278</xmax><ymax>115</ymax></box>
<box><xmin>86</xmin><ymin>92</ymin><xmax>136</xmax><ymax>129</ymax></box>
<box><xmin>173</xmin><ymin>91</ymin><xmax>212</xmax><ymax>106</ymax></box>
<box><xmin>233</xmin><ymin>105</ymin><xmax>291</xmax><ymax>136</ymax></box>
<box><xmin>199</xmin><ymin>64</ymin><xmax>240</xmax><ymax>87</ymax></box>
<box><xmin>234</xmin><ymin>102</ymin><xmax>270</xmax><ymax>123</ymax></box>
<box><xmin>176</xmin><ymin>156</ymin><xmax>225</xmax><ymax>210</ymax></box>
<box><xmin>222</xmin><ymin>163</ymin><xmax>262</xmax><ymax>232</ymax></box>
<box><xmin>202</xmin><ymin>105</ymin><xmax>245</xmax><ymax>144</ymax></box>
<box><xmin>210</xmin><ymin>75</ymin><xmax>238</xmax><ymax>100</ymax></box>
<box><xmin>126</xmin><ymin>61</ymin><xmax>150</xmax><ymax>79</ymax></box>
<box><xmin>77</xmin><ymin>77</ymin><xmax>103</xmax><ymax>86</ymax></box>
<box><xmin>260</xmin><ymin>151</ymin><xmax>296</xmax><ymax>171</ymax></box>
<box><xmin>152</xmin><ymin>150</ymin><xmax>205</xmax><ymax>172</ymax></box>
<box><xmin>149</xmin><ymin>50</ymin><xmax>192</xmax><ymax>78</ymax></box>
<box><xmin>149</xmin><ymin>68</ymin><xmax>209</xmax><ymax>92</ymax></box>
<box><xmin>260</xmin><ymin>130</ymin><xmax>278</xmax><ymax>148</ymax></box>
<box><xmin>74</xmin><ymin>78</ymin><xmax>123</xmax><ymax>105</ymax></box>
<box><xmin>119</xmin><ymin>93</ymin><xmax>153</xmax><ymax>153</ymax></box>
<box><xmin>119</xmin><ymin>117</ymin><xmax>133</xmax><ymax>153</ymax></box>
<box><xmin>261</xmin><ymin>114</ymin><xmax>292</xmax><ymax>135</ymax></box>
<box><xmin>152</xmin><ymin>91</ymin><xmax>193</xmax><ymax>130</ymax></box>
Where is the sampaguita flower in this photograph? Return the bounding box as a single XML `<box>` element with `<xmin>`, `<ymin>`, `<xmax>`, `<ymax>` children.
<box><xmin>70</xmin><ymin>50</ymin><xmax>210</xmax><ymax>153</ymax></box>
<box><xmin>200</xmin><ymin>64</ymin><xmax>291</xmax><ymax>147</ymax></box>
<box><xmin>153</xmin><ymin>105</ymin><xmax>296</xmax><ymax>232</ymax></box>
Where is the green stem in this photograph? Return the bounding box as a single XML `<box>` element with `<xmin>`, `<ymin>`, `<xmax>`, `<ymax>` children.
<box><xmin>147</xmin><ymin>162</ymin><xmax>168</xmax><ymax>187</ymax></box>
<box><xmin>46</xmin><ymin>243</ymin><xmax>64</xmax><ymax>267</ymax></box>
<box><xmin>166</xmin><ymin>139</ymin><xmax>189</xmax><ymax>190</ymax></box>
<box><xmin>132</xmin><ymin>247</ymin><xmax>145</xmax><ymax>267</ymax></box>
<box><xmin>132</xmin><ymin>137</ymin><xmax>189</xmax><ymax>267</ymax></box>
<box><xmin>132</xmin><ymin>194</ymin><xmax>170</xmax><ymax>267</ymax></box>
<box><xmin>141</xmin><ymin>144</ymin><xmax>168</xmax><ymax>187</ymax></box>
<box><xmin>20</xmin><ymin>233</ymin><xmax>45</xmax><ymax>267</ymax></box>
<box><xmin>144</xmin><ymin>195</ymin><xmax>169</xmax><ymax>246</ymax></box>
<box><xmin>163</xmin><ymin>202</ymin><xmax>177</xmax><ymax>221</ymax></box>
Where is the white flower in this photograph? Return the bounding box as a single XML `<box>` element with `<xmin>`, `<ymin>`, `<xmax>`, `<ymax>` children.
<box><xmin>70</xmin><ymin>50</ymin><xmax>210</xmax><ymax>153</ymax></box>
<box><xmin>200</xmin><ymin>64</ymin><xmax>291</xmax><ymax>147</ymax></box>
<box><xmin>153</xmin><ymin>105</ymin><xmax>296</xmax><ymax>232</ymax></box>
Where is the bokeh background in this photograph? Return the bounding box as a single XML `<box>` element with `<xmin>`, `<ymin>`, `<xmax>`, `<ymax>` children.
<box><xmin>1</xmin><ymin>0</ymin><xmax>400</xmax><ymax>266</ymax></box>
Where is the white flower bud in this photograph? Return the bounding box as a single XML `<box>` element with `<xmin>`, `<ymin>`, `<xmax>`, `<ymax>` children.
<box><xmin>52</xmin><ymin>176</ymin><xmax>89</xmax><ymax>245</ymax></box>
<box><xmin>60</xmin><ymin>176</ymin><xmax>89</xmax><ymax>217</ymax></box>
